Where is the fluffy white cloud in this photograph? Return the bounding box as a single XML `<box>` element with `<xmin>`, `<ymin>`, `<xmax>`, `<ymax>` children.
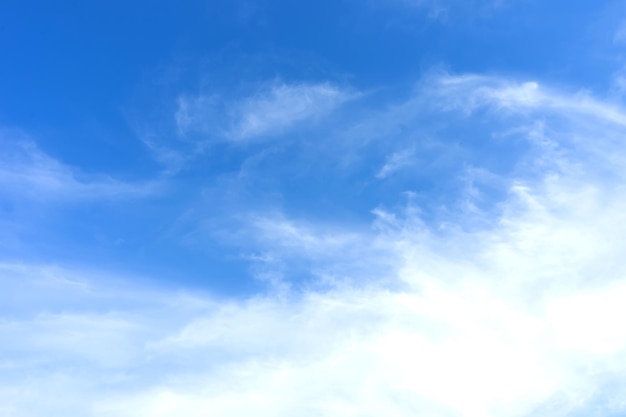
<box><xmin>3</xmin><ymin>74</ymin><xmax>626</xmax><ymax>416</ymax></box>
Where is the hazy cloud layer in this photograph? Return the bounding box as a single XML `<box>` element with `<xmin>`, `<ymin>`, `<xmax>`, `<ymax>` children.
<box><xmin>3</xmin><ymin>74</ymin><xmax>626</xmax><ymax>416</ymax></box>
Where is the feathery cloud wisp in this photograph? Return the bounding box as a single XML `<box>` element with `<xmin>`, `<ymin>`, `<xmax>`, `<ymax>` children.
<box><xmin>0</xmin><ymin>134</ymin><xmax>160</xmax><ymax>201</ymax></box>
<box><xmin>175</xmin><ymin>82</ymin><xmax>354</xmax><ymax>143</ymax></box>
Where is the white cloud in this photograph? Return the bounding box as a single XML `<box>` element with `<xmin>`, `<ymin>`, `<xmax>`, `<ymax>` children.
<box><xmin>427</xmin><ymin>74</ymin><xmax>626</xmax><ymax>126</ymax></box>
<box><xmin>233</xmin><ymin>83</ymin><xmax>352</xmax><ymax>140</ymax></box>
<box><xmin>175</xmin><ymin>82</ymin><xmax>354</xmax><ymax>142</ymax></box>
<box><xmin>376</xmin><ymin>148</ymin><xmax>415</xmax><ymax>179</ymax></box>
<box><xmin>4</xmin><ymin>74</ymin><xmax>626</xmax><ymax>416</ymax></box>
<box><xmin>0</xmin><ymin>134</ymin><xmax>161</xmax><ymax>201</ymax></box>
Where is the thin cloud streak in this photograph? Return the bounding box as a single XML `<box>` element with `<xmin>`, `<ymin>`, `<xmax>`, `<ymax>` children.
<box><xmin>0</xmin><ymin>137</ymin><xmax>161</xmax><ymax>201</ymax></box>
<box><xmin>430</xmin><ymin>74</ymin><xmax>626</xmax><ymax>126</ymax></box>
<box><xmin>175</xmin><ymin>82</ymin><xmax>355</xmax><ymax>143</ymax></box>
<box><xmin>376</xmin><ymin>148</ymin><xmax>416</xmax><ymax>179</ymax></box>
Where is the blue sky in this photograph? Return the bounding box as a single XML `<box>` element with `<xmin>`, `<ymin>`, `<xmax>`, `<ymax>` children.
<box><xmin>3</xmin><ymin>1</ymin><xmax>626</xmax><ymax>416</ymax></box>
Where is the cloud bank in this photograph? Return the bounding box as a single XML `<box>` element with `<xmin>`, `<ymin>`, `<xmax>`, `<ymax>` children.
<box><xmin>3</xmin><ymin>73</ymin><xmax>626</xmax><ymax>417</ymax></box>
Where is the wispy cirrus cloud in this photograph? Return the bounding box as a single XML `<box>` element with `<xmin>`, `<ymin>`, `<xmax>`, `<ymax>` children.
<box><xmin>429</xmin><ymin>74</ymin><xmax>626</xmax><ymax>126</ymax></box>
<box><xmin>175</xmin><ymin>82</ymin><xmax>355</xmax><ymax>143</ymax></box>
<box><xmin>0</xmin><ymin>133</ymin><xmax>161</xmax><ymax>202</ymax></box>
<box><xmin>386</xmin><ymin>0</ymin><xmax>511</xmax><ymax>20</ymax></box>
<box><xmin>376</xmin><ymin>147</ymin><xmax>416</xmax><ymax>179</ymax></box>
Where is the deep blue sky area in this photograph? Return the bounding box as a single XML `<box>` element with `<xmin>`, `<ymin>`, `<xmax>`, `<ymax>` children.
<box><xmin>2</xmin><ymin>0</ymin><xmax>616</xmax><ymax>132</ymax></box>
<box><xmin>0</xmin><ymin>0</ymin><xmax>616</xmax><ymax>143</ymax></box>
